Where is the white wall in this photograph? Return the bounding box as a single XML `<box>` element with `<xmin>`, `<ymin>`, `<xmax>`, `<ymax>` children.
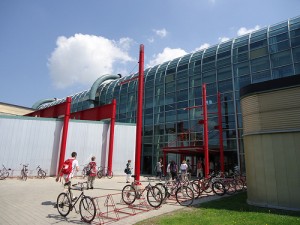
<box><xmin>0</xmin><ymin>116</ymin><xmax>136</xmax><ymax>177</ymax></box>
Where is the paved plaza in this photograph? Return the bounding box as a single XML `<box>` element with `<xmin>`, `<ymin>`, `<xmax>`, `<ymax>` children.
<box><xmin>0</xmin><ymin>175</ymin><xmax>223</xmax><ymax>225</ymax></box>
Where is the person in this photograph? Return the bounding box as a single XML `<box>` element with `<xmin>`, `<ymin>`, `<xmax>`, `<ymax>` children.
<box><xmin>180</xmin><ymin>160</ymin><xmax>188</xmax><ymax>181</ymax></box>
<box><xmin>166</xmin><ymin>161</ymin><xmax>171</xmax><ymax>180</ymax></box>
<box><xmin>87</xmin><ymin>156</ymin><xmax>97</xmax><ymax>189</ymax></box>
<box><xmin>125</xmin><ymin>160</ymin><xmax>132</xmax><ymax>183</ymax></box>
<box><xmin>209</xmin><ymin>161</ymin><xmax>215</xmax><ymax>174</ymax></box>
<box><xmin>56</xmin><ymin>151</ymin><xmax>79</xmax><ymax>185</ymax></box>
<box><xmin>156</xmin><ymin>158</ymin><xmax>163</xmax><ymax>180</ymax></box>
<box><xmin>169</xmin><ymin>160</ymin><xmax>178</xmax><ymax>180</ymax></box>
<box><xmin>197</xmin><ymin>159</ymin><xmax>203</xmax><ymax>179</ymax></box>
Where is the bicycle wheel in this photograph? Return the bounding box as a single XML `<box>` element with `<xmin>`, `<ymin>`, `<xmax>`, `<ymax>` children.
<box><xmin>190</xmin><ymin>182</ymin><xmax>201</xmax><ymax>199</ymax></box>
<box><xmin>224</xmin><ymin>180</ymin><xmax>236</xmax><ymax>195</ymax></box>
<box><xmin>202</xmin><ymin>180</ymin><xmax>212</xmax><ymax>193</ymax></box>
<box><xmin>0</xmin><ymin>171</ymin><xmax>9</xmax><ymax>180</ymax></box>
<box><xmin>38</xmin><ymin>170</ymin><xmax>46</xmax><ymax>178</ymax></box>
<box><xmin>97</xmin><ymin>170</ymin><xmax>103</xmax><ymax>179</ymax></box>
<box><xmin>212</xmin><ymin>181</ymin><xmax>226</xmax><ymax>196</ymax></box>
<box><xmin>175</xmin><ymin>186</ymin><xmax>194</xmax><ymax>206</ymax></box>
<box><xmin>79</xmin><ymin>196</ymin><xmax>96</xmax><ymax>223</ymax></box>
<box><xmin>106</xmin><ymin>170</ymin><xmax>113</xmax><ymax>179</ymax></box>
<box><xmin>235</xmin><ymin>179</ymin><xmax>244</xmax><ymax>192</ymax></box>
<box><xmin>155</xmin><ymin>183</ymin><xmax>168</xmax><ymax>200</ymax></box>
<box><xmin>57</xmin><ymin>192</ymin><xmax>71</xmax><ymax>217</ymax></box>
<box><xmin>121</xmin><ymin>185</ymin><xmax>136</xmax><ymax>205</ymax></box>
<box><xmin>146</xmin><ymin>186</ymin><xmax>163</xmax><ymax>208</ymax></box>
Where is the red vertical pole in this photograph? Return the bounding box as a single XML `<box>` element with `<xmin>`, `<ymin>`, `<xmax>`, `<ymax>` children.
<box><xmin>107</xmin><ymin>99</ymin><xmax>116</xmax><ymax>172</ymax></box>
<box><xmin>134</xmin><ymin>44</ymin><xmax>144</xmax><ymax>182</ymax></box>
<box><xmin>202</xmin><ymin>84</ymin><xmax>209</xmax><ymax>178</ymax></box>
<box><xmin>217</xmin><ymin>92</ymin><xmax>225</xmax><ymax>173</ymax></box>
<box><xmin>57</xmin><ymin>97</ymin><xmax>71</xmax><ymax>174</ymax></box>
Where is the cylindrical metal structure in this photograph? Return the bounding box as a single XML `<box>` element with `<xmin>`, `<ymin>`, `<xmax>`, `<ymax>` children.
<box><xmin>57</xmin><ymin>97</ymin><xmax>71</xmax><ymax>174</ymax></box>
<box><xmin>107</xmin><ymin>99</ymin><xmax>116</xmax><ymax>172</ymax></box>
<box><xmin>202</xmin><ymin>84</ymin><xmax>209</xmax><ymax>178</ymax></box>
<box><xmin>134</xmin><ymin>44</ymin><xmax>144</xmax><ymax>182</ymax></box>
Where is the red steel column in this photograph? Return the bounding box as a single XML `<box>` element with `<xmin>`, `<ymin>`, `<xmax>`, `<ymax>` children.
<box><xmin>202</xmin><ymin>84</ymin><xmax>209</xmax><ymax>178</ymax></box>
<box><xmin>57</xmin><ymin>97</ymin><xmax>71</xmax><ymax>174</ymax></box>
<box><xmin>217</xmin><ymin>92</ymin><xmax>225</xmax><ymax>173</ymax></box>
<box><xmin>134</xmin><ymin>44</ymin><xmax>144</xmax><ymax>182</ymax></box>
<box><xmin>107</xmin><ymin>99</ymin><xmax>116</xmax><ymax>172</ymax></box>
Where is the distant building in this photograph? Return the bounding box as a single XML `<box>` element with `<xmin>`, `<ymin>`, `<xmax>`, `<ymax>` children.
<box><xmin>0</xmin><ymin>102</ymin><xmax>33</xmax><ymax>116</ymax></box>
<box><xmin>33</xmin><ymin>15</ymin><xmax>300</xmax><ymax>174</ymax></box>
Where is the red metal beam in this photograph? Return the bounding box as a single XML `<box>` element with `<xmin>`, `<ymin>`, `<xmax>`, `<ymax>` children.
<box><xmin>134</xmin><ymin>44</ymin><xmax>144</xmax><ymax>182</ymax></box>
<box><xmin>107</xmin><ymin>99</ymin><xmax>116</xmax><ymax>172</ymax></box>
<box><xmin>57</xmin><ymin>97</ymin><xmax>71</xmax><ymax>174</ymax></box>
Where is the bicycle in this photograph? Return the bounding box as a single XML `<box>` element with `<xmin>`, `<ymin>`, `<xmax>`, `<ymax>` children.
<box><xmin>97</xmin><ymin>166</ymin><xmax>113</xmax><ymax>179</ymax></box>
<box><xmin>0</xmin><ymin>164</ymin><xmax>11</xmax><ymax>180</ymax></box>
<box><xmin>36</xmin><ymin>165</ymin><xmax>46</xmax><ymax>178</ymax></box>
<box><xmin>81</xmin><ymin>164</ymin><xmax>89</xmax><ymax>179</ymax></box>
<box><xmin>20</xmin><ymin>164</ymin><xmax>29</xmax><ymax>181</ymax></box>
<box><xmin>56</xmin><ymin>181</ymin><xmax>96</xmax><ymax>223</ymax></box>
<box><xmin>155</xmin><ymin>176</ymin><xmax>195</xmax><ymax>206</ymax></box>
<box><xmin>121</xmin><ymin>175</ymin><xmax>163</xmax><ymax>208</ymax></box>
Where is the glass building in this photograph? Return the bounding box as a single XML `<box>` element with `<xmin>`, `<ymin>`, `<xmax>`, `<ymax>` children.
<box><xmin>36</xmin><ymin>16</ymin><xmax>300</xmax><ymax>174</ymax></box>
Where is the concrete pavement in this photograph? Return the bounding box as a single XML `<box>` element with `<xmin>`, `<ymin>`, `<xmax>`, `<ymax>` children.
<box><xmin>0</xmin><ymin>175</ymin><xmax>223</xmax><ymax>225</ymax></box>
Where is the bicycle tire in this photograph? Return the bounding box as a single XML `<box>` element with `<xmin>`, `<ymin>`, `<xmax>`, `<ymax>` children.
<box><xmin>202</xmin><ymin>180</ymin><xmax>213</xmax><ymax>193</ymax></box>
<box><xmin>212</xmin><ymin>181</ymin><xmax>226</xmax><ymax>196</ymax></box>
<box><xmin>175</xmin><ymin>186</ymin><xmax>194</xmax><ymax>206</ymax></box>
<box><xmin>235</xmin><ymin>179</ymin><xmax>244</xmax><ymax>192</ymax></box>
<box><xmin>57</xmin><ymin>192</ymin><xmax>71</xmax><ymax>217</ymax></box>
<box><xmin>224</xmin><ymin>180</ymin><xmax>236</xmax><ymax>195</ymax></box>
<box><xmin>0</xmin><ymin>171</ymin><xmax>9</xmax><ymax>180</ymax></box>
<box><xmin>79</xmin><ymin>196</ymin><xmax>96</xmax><ymax>223</ymax></box>
<box><xmin>121</xmin><ymin>184</ymin><xmax>136</xmax><ymax>205</ymax></box>
<box><xmin>106</xmin><ymin>170</ymin><xmax>113</xmax><ymax>179</ymax></box>
<box><xmin>38</xmin><ymin>170</ymin><xmax>46</xmax><ymax>179</ymax></box>
<box><xmin>155</xmin><ymin>183</ymin><xmax>168</xmax><ymax>200</ymax></box>
<box><xmin>146</xmin><ymin>186</ymin><xmax>163</xmax><ymax>208</ymax></box>
<box><xmin>97</xmin><ymin>170</ymin><xmax>103</xmax><ymax>179</ymax></box>
<box><xmin>190</xmin><ymin>182</ymin><xmax>201</xmax><ymax>199</ymax></box>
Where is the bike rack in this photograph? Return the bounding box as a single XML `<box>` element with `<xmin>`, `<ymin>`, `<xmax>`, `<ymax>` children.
<box><xmin>92</xmin><ymin>191</ymin><xmax>157</xmax><ymax>225</ymax></box>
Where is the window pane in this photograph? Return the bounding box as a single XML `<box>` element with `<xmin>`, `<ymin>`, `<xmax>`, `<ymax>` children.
<box><xmin>234</xmin><ymin>62</ymin><xmax>250</xmax><ymax>77</ymax></box>
<box><xmin>292</xmin><ymin>46</ymin><xmax>300</xmax><ymax>62</ymax></box>
<box><xmin>269</xmin><ymin>40</ymin><xmax>290</xmax><ymax>54</ymax></box>
<box><xmin>250</xmin><ymin>46</ymin><xmax>268</xmax><ymax>59</ymax></box>
<box><xmin>217</xmin><ymin>57</ymin><xmax>231</xmax><ymax>68</ymax></box>
<box><xmin>251</xmin><ymin>56</ymin><xmax>270</xmax><ymax>73</ymax></box>
<box><xmin>270</xmin><ymin>50</ymin><xmax>292</xmax><ymax>68</ymax></box>
<box><xmin>237</xmin><ymin>74</ymin><xmax>251</xmax><ymax>89</ymax></box>
<box><xmin>218</xmin><ymin>79</ymin><xmax>233</xmax><ymax>92</ymax></box>
<box><xmin>252</xmin><ymin>70</ymin><xmax>271</xmax><ymax>83</ymax></box>
<box><xmin>217</xmin><ymin>67</ymin><xmax>232</xmax><ymax>81</ymax></box>
<box><xmin>269</xmin><ymin>32</ymin><xmax>289</xmax><ymax>44</ymax></box>
<box><xmin>272</xmin><ymin>65</ymin><xmax>294</xmax><ymax>79</ymax></box>
<box><xmin>291</xmin><ymin>36</ymin><xmax>300</xmax><ymax>47</ymax></box>
<box><xmin>233</xmin><ymin>52</ymin><xmax>248</xmax><ymax>63</ymax></box>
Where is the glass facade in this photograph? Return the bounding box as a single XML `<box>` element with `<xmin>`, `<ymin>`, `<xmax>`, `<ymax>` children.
<box><xmin>38</xmin><ymin>16</ymin><xmax>300</xmax><ymax>174</ymax></box>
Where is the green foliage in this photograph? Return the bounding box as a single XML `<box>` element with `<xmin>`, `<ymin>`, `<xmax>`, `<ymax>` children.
<box><xmin>136</xmin><ymin>192</ymin><xmax>300</xmax><ymax>225</ymax></box>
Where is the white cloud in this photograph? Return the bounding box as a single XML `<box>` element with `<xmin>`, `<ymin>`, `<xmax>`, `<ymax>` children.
<box><xmin>194</xmin><ymin>43</ymin><xmax>210</xmax><ymax>52</ymax></box>
<box><xmin>147</xmin><ymin>37</ymin><xmax>155</xmax><ymax>43</ymax></box>
<box><xmin>48</xmin><ymin>34</ymin><xmax>134</xmax><ymax>89</ymax></box>
<box><xmin>237</xmin><ymin>25</ymin><xmax>260</xmax><ymax>36</ymax></box>
<box><xmin>153</xmin><ymin>28</ymin><xmax>168</xmax><ymax>38</ymax></box>
<box><xmin>147</xmin><ymin>47</ymin><xmax>187</xmax><ymax>68</ymax></box>
<box><xmin>218</xmin><ymin>37</ymin><xmax>230</xmax><ymax>42</ymax></box>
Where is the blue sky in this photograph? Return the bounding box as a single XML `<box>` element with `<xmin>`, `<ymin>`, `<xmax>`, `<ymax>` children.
<box><xmin>1</xmin><ymin>0</ymin><xmax>299</xmax><ymax>108</ymax></box>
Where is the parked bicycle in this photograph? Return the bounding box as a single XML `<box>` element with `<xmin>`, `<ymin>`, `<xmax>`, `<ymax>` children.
<box><xmin>155</xmin><ymin>177</ymin><xmax>195</xmax><ymax>206</ymax></box>
<box><xmin>97</xmin><ymin>166</ymin><xmax>113</xmax><ymax>179</ymax></box>
<box><xmin>20</xmin><ymin>164</ymin><xmax>29</xmax><ymax>181</ymax></box>
<box><xmin>36</xmin><ymin>165</ymin><xmax>46</xmax><ymax>178</ymax></box>
<box><xmin>121</xmin><ymin>175</ymin><xmax>163</xmax><ymax>208</ymax></box>
<box><xmin>81</xmin><ymin>164</ymin><xmax>89</xmax><ymax>179</ymax></box>
<box><xmin>56</xmin><ymin>181</ymin><xmax>96</xmax><ymax>223</ymax></box>
<box><xmin>0</xmin><ymin>164</ymin><xmax>11</xmax><ymax>180</ymax></box>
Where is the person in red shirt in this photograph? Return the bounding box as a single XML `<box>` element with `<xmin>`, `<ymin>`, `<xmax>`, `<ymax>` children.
<box><xmin>87</xmin><ymin>156</ymin><xmax>97</xmax><ymax>189</ymax></box>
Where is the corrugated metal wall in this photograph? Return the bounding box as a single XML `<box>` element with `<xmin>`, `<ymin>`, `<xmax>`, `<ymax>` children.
<box><xmin>0</xmin><ymin>116</ymin><xmax>136</xmax><ymax>177</ymax></box>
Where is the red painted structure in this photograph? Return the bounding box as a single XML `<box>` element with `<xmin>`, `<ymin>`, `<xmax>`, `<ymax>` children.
<box><xmin>25</xmin><ymin>98</ymin><xmax>117</xmax><ymax>174</ymax></box>
<box><xmin>135</xmin><ymin>44</ymin><xmax>144</xmax><ymax>182</ymax></box>
<box><xmin>162</xmin><ymin>84</ymin><xmax>224</xmax><ymax>178</ymax></box>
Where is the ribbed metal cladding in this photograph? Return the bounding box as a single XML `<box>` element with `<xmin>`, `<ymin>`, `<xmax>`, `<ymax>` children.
<box><xmin>241</xmin><ymin>86</ymin><xmax>300</xmax><ymax>135</ymax></box>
